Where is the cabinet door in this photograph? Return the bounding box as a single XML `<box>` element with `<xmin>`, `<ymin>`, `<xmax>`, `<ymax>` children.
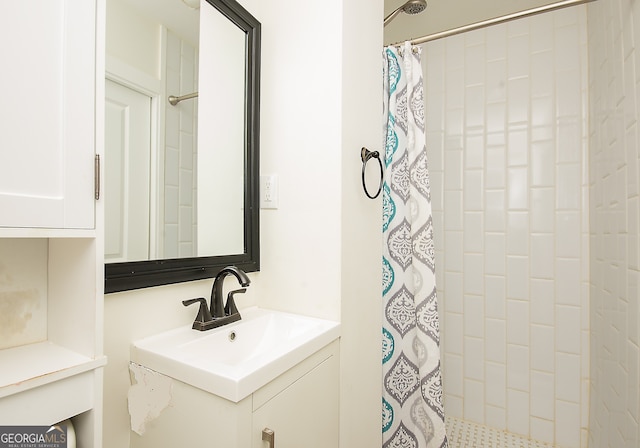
<box><xmin>0</xmin><ymin>1</ymin><xmax>96</xmax><ymax>229</ymax></box>
<box><xmin>252</xmin><ymin>354</ymin><xmax>339</xmax><ymax>448</ymax></box>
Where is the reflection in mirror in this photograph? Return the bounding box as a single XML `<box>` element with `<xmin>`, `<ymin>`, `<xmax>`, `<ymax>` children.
<box><xmin>104</xmin><ymin>0</ymin><xmax>260</xmax><ymax>293</ymax></box>
<box><xmin>105</xmin><ymin>0</ymin><xmax>245</xmax><ymax>263</ymax></box>
<box><xmin>198</xmin><ymin>5</ymin><xmax>245</xmax><ymax>256</ymax></box>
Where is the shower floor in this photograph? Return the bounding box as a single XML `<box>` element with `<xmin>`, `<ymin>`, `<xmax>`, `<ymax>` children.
<box><xmin>445</xmin><ymin>417</ymin><xmax>558</xmax><ymax>448</ymax></box>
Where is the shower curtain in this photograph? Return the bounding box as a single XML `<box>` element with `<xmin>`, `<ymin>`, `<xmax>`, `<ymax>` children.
<box><xmin>382</xmin><ymin>42</ymin><xmax>447</xmax><ymax>448</ymax></box>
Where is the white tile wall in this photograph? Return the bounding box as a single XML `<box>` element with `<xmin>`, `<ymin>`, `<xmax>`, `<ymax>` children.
<box><xmin>422</xmin><ymin>5</ymin><xmax>589</xmax><ymax>447</ymax></box>
<box><xmin>587</xmin><ymin>0</ymin><xmax>640</xmax><ymax>445</ymax></box>
<box><xmin>164</xmin><ymin>31</ymin><xmax>198</xmax><ymax>258</ymax></box>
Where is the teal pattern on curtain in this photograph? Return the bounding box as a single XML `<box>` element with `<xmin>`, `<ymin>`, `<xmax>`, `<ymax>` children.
<box><xmin>382</xmin><ymin>42</ymin><xmax>447</xmax><ymax>448</ymax></box>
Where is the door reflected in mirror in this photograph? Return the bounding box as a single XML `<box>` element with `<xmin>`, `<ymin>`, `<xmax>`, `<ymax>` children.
<box><xmin>105</xmin><ymin>0</ymin><xmax>245</xmax><ymax>263</ymax></box>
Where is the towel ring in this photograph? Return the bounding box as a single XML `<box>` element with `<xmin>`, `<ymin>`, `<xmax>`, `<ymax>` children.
<box><xmin>361</xmin><ymin>147</ymin><xmax>384</xmax><ymax>199</ymax></box>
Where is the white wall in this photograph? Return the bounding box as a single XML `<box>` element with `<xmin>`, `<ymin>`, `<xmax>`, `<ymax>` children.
<box><xmin>587</xmin><ymin>0</ymin><xmax>640</xmax><ymax>445</ymax></box>
<box><xmin>103</xmin><ymin>0</ymin><xmax>384</xmax><ymax>447</ymax></box>
<box><xmin>242</xmin><ymin>0</ymin><xmax>343</xmax><ymax>321</ymax></box>
<box><xmin>105</xmin><ymin>0</ymin><xmax>160</xmax><ymax>79</ymax></box>
<box><xmin>0</xmin><ymin>239</ymin><xmax>48</xmax><ymax>350</ymax></box>
<box><xmin>340</xmin><ymin>0</ymin><xmax>384</xmax><ymax>446</ymax></box>
<box><xmin>423</xmin><ymin>6</ymin><xmax>589</xmax><ymax>447</ymax></box>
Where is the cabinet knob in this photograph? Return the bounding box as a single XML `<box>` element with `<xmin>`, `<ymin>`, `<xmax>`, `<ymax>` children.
<box><xmin>262</xmin><ymin>427</ymin><xmax>275</xmax><ymax>448</ymax></box>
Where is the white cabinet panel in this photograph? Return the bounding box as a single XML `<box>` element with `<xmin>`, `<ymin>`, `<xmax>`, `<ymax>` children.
<box><xmin>129</xmin><ymin>341</ymin><xmax>339</xmax><ymax>448</ymax></box>
<box><xmin>0</xmin><ymin>0</ymin><xmax>96</xmax><ymax>229</ymax></box>
<box><xmin>252</xmin><ymin>347</ymin><xmax>339</xmax><ymax>448</ymax></box>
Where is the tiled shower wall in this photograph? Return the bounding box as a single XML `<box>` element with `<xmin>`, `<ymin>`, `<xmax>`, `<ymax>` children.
<box><xmin>422</xmin><ymin>6</ymin><xmax>589</xmax><ymax>447</ymax></box>
<box><xmin>163</xmin><ymin>31</ymin><xmax>198</xmax><ymax>259</ymax></box>
<box><xmin>587</xmin><ymin>0</ymin><xmax>640</xmax><ymax>445</ymax></box>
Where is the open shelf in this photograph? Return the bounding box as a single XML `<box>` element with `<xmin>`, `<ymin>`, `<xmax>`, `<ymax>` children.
<box><xmin>0</xmin><ymin>341</ymin><xmax>106</xmax><ymax>399</ymax></box>
<box><xmin>0</xmin><ymin>237</ymin><xmax>104</xmax><ymax>427</ymax></box>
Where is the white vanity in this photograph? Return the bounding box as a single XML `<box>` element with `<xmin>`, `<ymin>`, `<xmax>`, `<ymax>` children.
<box><xmin>129</xmin><ymin>308</ymin><xmax>340</xmax><ymax>448</ymax></box>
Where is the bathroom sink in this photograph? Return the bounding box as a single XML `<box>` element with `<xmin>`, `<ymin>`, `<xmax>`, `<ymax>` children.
<box><xmin>130</xmin><ymin>307</ymin><xmax>340</xmax><ymax>402</ymax></box>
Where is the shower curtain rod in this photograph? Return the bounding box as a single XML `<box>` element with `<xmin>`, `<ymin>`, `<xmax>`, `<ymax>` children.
<box><xmin>168</xmin><ymin>91</ymin><xmax>198</xmax><ymax>106</ymax></box>
<box><xmin>390</xmin><ymin>0</ymin><xmax>595</xmax><ymax>47</ymax></box>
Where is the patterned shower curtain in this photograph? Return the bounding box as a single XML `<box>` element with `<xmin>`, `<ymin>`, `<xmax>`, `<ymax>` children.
<box><xmin>381</xmin><ymin>42</ymin><xmax>448</xmax><ymax>448</ymax></box>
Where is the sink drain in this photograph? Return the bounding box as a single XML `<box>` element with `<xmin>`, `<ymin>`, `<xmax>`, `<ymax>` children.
<box><xmin>228</xmin><ymin>331</ymin><xmax>237</xmax><ymax>341</ymax></box>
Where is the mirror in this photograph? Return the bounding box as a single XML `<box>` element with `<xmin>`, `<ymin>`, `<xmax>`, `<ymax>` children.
<box><xmin>104</xmin><ymin>0</ymin><xmax>260</xmax><ymax>293</ymax></box>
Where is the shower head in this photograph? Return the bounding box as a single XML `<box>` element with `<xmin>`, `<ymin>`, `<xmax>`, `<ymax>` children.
<box><xmin>402</xmin><ymin>0</ymin><xmax>427</xmax><ymax>14</ymax></box>
<box><xmin>384</xmin><ymin>0</ymin><xmax>427</xmax><ymax>27</ymax></box>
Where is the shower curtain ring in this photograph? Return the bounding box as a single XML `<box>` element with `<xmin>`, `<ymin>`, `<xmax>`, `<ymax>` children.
<box><xmin>361</xmin><ymin>147</ymin><xmax>384</xmax><ymax>199</ymax></box>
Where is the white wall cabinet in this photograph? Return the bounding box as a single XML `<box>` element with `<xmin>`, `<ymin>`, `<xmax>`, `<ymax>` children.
<box><xmin>130</xmin><ymin>341</ymin><xmax>339</xmax><ymax>448</ymax></box>
<box><xmin>0</xmin><ymin>1</ymin><xmax>106</xmax><ymax>446</ymax></box>
<box><xmin>0</xmin><ymin>0</ymin><xmax>98</xmax><ymax>230</ymax></box>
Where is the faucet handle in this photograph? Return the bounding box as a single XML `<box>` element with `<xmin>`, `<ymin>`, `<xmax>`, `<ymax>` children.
<box><xmin>224</xmin><ymin>288</ymin><xmax>246</xmax><ymax>316</ymax></box>
<box><xmin>182</xmin><ymin>297</ymin><xmax>213</xmax><ymax>323</ymax></box>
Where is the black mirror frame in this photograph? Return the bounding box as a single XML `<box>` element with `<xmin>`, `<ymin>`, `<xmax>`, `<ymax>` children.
<box><xmin>105</xmin><ymin>0</ymin><xmax>261</xmax><ymax>294</ymax></box>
